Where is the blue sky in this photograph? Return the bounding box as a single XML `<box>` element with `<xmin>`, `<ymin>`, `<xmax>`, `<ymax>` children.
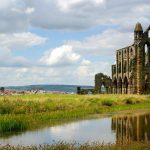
<box><xmin>0</xmin><ymin>0</ymin><xmax>150</xmax><ymax>86</ymax></box>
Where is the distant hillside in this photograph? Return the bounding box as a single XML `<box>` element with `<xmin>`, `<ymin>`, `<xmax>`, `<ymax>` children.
<box><xmin>6</xmin><ymin>85</ymin><xmax>94</xmax><ymax>93</ymax></box>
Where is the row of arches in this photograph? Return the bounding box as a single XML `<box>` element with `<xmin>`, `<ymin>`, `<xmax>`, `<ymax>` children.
<box><xmin>113</xmin><ymin>75</ymin><xmax>150</xmax><ymax>94</ymax></box>
<box><xmin>100</xmin><ymin>83</ymin><xmax>112</xmax><ymax>94</ymax></box>
<box><xmin>113</xmin><ymin>77</ymin><xmax>132</xmax><ymax>94</ymax></box>
<box><xmin>118</xmin><ymin>59</ymin><xmax>134</xmax><ymax>74</ymax></box>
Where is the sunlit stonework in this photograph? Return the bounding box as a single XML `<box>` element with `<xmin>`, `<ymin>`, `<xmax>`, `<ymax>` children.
<box><xmin>95</xmin><ymin>22</ymin><xmax>150</xmax><ymax>94</ymax></box>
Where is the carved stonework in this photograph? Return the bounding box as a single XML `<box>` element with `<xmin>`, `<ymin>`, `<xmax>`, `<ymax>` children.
<box><xmin>95</xmin><ymin>22</ymin><xmax>150</xmax><ymax>94</ymax></box>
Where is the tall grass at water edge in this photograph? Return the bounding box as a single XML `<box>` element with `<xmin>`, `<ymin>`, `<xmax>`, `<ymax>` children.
<box><xmin>0</xmin><ymin>94</ymin><xmax>150</xmax><ymax>133</ymax></box>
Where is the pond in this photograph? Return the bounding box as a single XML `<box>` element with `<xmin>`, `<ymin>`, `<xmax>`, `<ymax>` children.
<box><xmin>0</xmin><ymin>110</ymin><xmax>150</xmax><ymax>146</ymax></box>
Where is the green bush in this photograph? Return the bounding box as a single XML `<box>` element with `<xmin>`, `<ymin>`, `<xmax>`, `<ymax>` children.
<box><xmin>125</xmin><ymin>98</ymin><xmax>135</xmax><ymax>104</ymax></box>
<box><xmin>102</xmin><ymin>100</ymin><xmax>113</xmax><ymax>106</ymax></box>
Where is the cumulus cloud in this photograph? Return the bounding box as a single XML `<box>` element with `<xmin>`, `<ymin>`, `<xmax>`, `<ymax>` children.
<box><xmin>0</xmin><ymin>0</ymin><xmax>150</xmax><ymax>32</ymax></box>
<box><xmin>0</xmin><ymin>0</ymin><xmax>150</xmax><ymax>86</ymax></box>
<box><xmin>25</xmin><ymin>0</ymin><xmax>150</xmax><ymax>31</ymax></box>
<box><xmin>1</xmin><ymin>27</ymin><xmax>133</xmax><ymax>86</ymax></box>
<box><xmin>65</xmin><ymin>29</ymin><xmax>133</xmax><ymax>56</ymax></box>
<box><xmin>36</xmin><ymin>28</ymin><xmax>134</xmax><ymax>85</ymax></box>
<box><xmin>0</xmin><ymin>32</ymin><xmax>46</xmax><ymax>67</ymax></box>
<box><xmin>0</xmin><ymin>0</ymin><xmax>30</xmax><ymax>33</ymax></box>
<box><xmin>40</xmin><ymin>45</ymin><xmax>81</xmax><ymax>67</ymax></box>
<box><xmin>0</xmin><ymin>32</ymin><xmax>46</xmax><ymax>49</ymax></box>
<box><xmin>0</xmin><ymin>60</ymin><xmax>111</xmax><ymax>86</ymax></box>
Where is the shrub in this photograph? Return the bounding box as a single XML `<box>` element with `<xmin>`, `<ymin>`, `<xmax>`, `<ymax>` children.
<box><xmin>125</xmin><ymin>98</ymin><xmax>135</xmax><ymax>104</ymax></box>
<box><xmin>102</xmin><ymin>100</ymin><xmax>113</xmax><ymax>106</ymax></box>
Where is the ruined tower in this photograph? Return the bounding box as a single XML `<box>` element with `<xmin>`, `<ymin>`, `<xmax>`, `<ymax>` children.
<box><xmin>112</xmin><ymin>22</ymin><xmax>150</xmax><ymax>94</ymax></box>
<box><xmin>134</xmin><ymin>22</ymin><xmax>144</xmax><ymax>94</ymax></box>
<box><xmin>95</xmin><ymin>22</ymin><xmax>150</xmax><ymax>94</ymax></box>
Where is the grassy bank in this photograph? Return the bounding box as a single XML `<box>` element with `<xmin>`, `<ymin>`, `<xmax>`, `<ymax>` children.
<box><xmin>1</xmin><ymin>142</ymin><xmax>150</xmax><ymax>150</ymax></box>
<box><xmin>1</xmin><ymin>94</ymin><xmax>150</xmax><ymax>133</ymax></box>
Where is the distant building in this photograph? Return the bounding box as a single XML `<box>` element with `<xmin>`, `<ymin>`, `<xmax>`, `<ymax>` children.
<box><xmin>95</xmin><ymin>23</ymin><xmax>150</xmax><ymax>94</ymax></box>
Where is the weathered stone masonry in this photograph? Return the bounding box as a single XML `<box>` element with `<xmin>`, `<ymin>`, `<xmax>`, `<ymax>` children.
<box><xmin>95</xmin><ymin>23</ymin><xmax>150</xmax><ymax>94</ymax></box>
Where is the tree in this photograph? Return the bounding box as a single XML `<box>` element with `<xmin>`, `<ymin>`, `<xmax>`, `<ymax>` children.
<box><xmin>0</xmin><ymin>87</ymin><xmax>5</xmax><ymax>93</ymax></box>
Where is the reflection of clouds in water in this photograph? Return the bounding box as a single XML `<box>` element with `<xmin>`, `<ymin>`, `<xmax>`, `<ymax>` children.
<box><xmin>49</xmin><ymin>120</ymin><xmax>90</xmax><ymax>141</ymax></box>
<box><xmin>50</xmin><ymin>120</ymin><xmax>89</xmax><ymax>133</ymax></box>
<box><xmin>49</xmin><ymin>118</ymin><xmax>116</xmax><ymax>143</ymax></box>
<box><xmin>0</xmin><ymin>118</ymin><xmax>116</xmax><ymax>146</ymax></box>
<box><xmin>0</xmin><ymin>131</ymin><xmax>49</xmax><ymax>146</ymax></box>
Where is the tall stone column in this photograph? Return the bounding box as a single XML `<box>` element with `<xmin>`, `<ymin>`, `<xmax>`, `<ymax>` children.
<box><xmin>134</xmin><ymin>22</ymin><xmax>144</xmax><ymax>94</ymax></box>
<box><xmin>136</xmin><ymin>44</ymin><xmax>144</xmax><ymax>94</ymax></box>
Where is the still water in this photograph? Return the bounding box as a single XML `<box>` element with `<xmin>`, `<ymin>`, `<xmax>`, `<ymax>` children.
<box><xmin>0</xmin><ymin>110</ymin><xmax>150</xmax><ymax>146</ymax></box>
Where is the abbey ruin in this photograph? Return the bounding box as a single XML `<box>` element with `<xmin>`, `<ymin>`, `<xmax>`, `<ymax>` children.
<box><xmin>95</xmin><ymin>22</ymin><xmax>150</xmax><ymax>94</ymax></box>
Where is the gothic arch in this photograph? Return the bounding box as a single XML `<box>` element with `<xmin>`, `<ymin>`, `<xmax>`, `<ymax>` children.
<box><xmin>145</xmin><ymin>44</ymin><xmax>148</xmax><ymax>54</ymax></box>
<box><xmin>118</xmin><ymin>62</ymin><xmax>121</xmax><ymax>73</ymax></box>
<box><xmin>130</xmin><ymin>48</ymin><xmax>133</xmax><ymax>54</ymax></box>
<box><xmin>123</xmin><ymin>61</ymin><xmax>127</xmax><ymax>73</ymax></box>
<box><xmin>113</xmin><ymin>77</ymin><xmax>117</xmax><ymax>94</ymax></box>
<box><xmin>95</xmin><ymin>73</ymin><xmax>112</xmax><ymax>94</ymax></box>
<box><xmin>123</xmin><ymin>76</ymin><xmax>128</xmax><ymax>94</ymax></box>
<box><xmin>129</xmin><ymin>76</ymin><xmax>133</xmax><ymax>94</ymax></box>
<box><xmin>144</xmin><ymin>43</ymin><xmax>150</xmax><ymax>65</ymax></box>
<box><xmin>118</xmin><ymin>77</ymin><xmax>122</xmax><ymax>94</ymax></box>
<box><xmin>145</xmin><ymin>74</ymin><xmax>150</xmax><ymax>93</ymax></box>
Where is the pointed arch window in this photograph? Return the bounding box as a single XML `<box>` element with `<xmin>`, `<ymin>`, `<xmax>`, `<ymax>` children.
<box><xmin>123</xmin><ymin>61</ymin><xmax>127</xmax><ymax>73</ymax></box>
<box><xmin>145</xmin><ymin>44</ymin><xmax>148</xmax><ymax>65</ymax></box>
<box><xmin>145</xmin><ymin>44</ymin><xmax>148</xmax><ymax>54</ymax></box>
<box><xmin>118</xmin><ymin>62</ymin><xmax>121</xmax><ymax>73</ymax></box>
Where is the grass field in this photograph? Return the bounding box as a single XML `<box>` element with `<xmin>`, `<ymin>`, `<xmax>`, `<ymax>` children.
<box><xmin>1</xmin><ymin>94</ymin><xmax>150</xmax><ymax>133</ymax></box>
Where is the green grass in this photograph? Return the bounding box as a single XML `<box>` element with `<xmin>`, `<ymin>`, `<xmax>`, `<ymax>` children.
<box><xmin>1</xmin><ymin>142</ymin><xmax>150</xmax><ymax>150</ymax></box>
<box><xmin>1</xmin><ymin>94</ymin><xmax>150</xmax><ymax>133</ymax></box>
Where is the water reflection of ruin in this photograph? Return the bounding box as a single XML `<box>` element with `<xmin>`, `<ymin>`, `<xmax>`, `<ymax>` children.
<box><xmin>112</xmin><ymin>113</ymin><xmax>150</xmax><ymax>143</ymax></box>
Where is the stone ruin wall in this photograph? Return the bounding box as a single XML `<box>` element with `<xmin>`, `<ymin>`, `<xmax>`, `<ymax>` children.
<box><xmin>95</xmin><ymin>23</ymin><xmax>150</xmax><ymax>94</ymax></box>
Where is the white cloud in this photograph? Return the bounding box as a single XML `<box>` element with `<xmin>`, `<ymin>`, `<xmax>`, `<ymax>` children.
<box><xmin>81</xmin><ymin>59</ymin><xmax>91</xmax><ymax>66</ymax></box>
<box><xmin>0</xmin><ymin>0</ymin><xmax>17</xmax><ymax>9</ymax></box>
<box><xmin>75</xmin><ymin>61</ymin><xmax>111</xmax><ymax>81</ymax></box>
<box><xmin>0</xmin><ymin>47</ymin><xmax>29</xmax><ymax>67</ymax></box>
<box><xmin>40</xmin><ymin>45</ymin><xmax>81</xmax><ymax>67</ymax></box>
<box><xmin>56</xmin><ymin>0</ymin><xmax>82</xmax><ymax>11</ymax></box>
<box><xmin>0</xmin><ymin>0</ymin><xmax>150</xmax><ymax>86</ymax></box>
<box><xmin>36</xmin><ymin>28</ymin><xmax>133</xmax><ymax>85</ymax></box>
<box><xmin>11</xmin><ymin>7</ymin><xmax>35</xmax><ymax>14</ymax></box>
<box><xmin>25</xmin><ymin>0</ymin><xmax>150</xmax><ymax>31</ymax></box>
<box><xmin>25</xmin><ymin>7</ymin><xmax>35</xmax><ymax>14</ymax></box>
<box><xmin>0</xmin><ymin>32</ymin><xmax>46</xmax><ymax>49</ymax></box>
<box><xmin>0</xmin><ymin>60</ymin><xmax>111</xmax><ymax>86</ymax></box>
<box><xmin>0</xmin><ymin>0</ymin><xmax>29</xmax><ymax>33</ymax></box>
<box><xmin>64</xmin><ymin>29</ymin><xmax>133</xmax><ymax>56</ymax></box>
<box><xmin>0</xmin><ymin>32</ymin><xmax>46</xmax><ymax>67</ymax></box>
<box><xmin>0</xmin><ymin>0</ymin><xmax>150</xmax><ymax>32</ymax></box>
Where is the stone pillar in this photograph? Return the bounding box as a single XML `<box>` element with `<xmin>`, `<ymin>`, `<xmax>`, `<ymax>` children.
<box><xmin>136</xmin><ymin>45</ymin><xmax>144</xmax><ymax>94</ymax></box>
<box><xmin>128</xmin><ymin>84</ymin><xmax>131</xmax><ymax>94</ymax></box>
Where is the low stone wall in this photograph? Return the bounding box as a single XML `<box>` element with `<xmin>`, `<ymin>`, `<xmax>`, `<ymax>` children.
<box><xmin>77</xmin><ymin>87</ymin><xmax>95</xmax><ymax>94</ymax></box>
